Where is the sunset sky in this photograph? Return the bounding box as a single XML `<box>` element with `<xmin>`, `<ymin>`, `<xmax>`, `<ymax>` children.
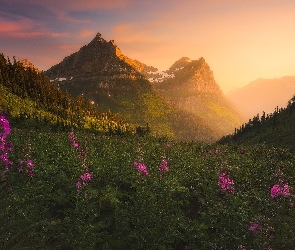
<box><xmin>1</xmin><ymin>0</ymin><xmax>295</xmax><ymax>93</ymax></box>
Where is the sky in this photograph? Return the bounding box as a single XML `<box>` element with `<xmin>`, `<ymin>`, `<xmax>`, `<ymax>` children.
<box><xmin>1</xmin><ymin>0</ymin><xmax>295</xmax><ymax>94</ymax></box>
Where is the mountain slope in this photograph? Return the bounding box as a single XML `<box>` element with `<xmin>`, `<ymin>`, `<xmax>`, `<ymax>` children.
<box><xmin>45</xmin><ymin>33</ymin><xmax>219</xmax><ymax>141</ymax></box>
<box><xmin>227</xmin><ymin>76</ymin><xmax>295</xmax><ymax>120</ymax></box>
<box><xmin>151</xmin><ymin>57</ymin><xmax>244</xmax><ymax>138</ymax></box>
<box><xmin>0</xmin><ymin>53</ymin><xmax>127</xmax><ymax>133</ymax></box>
<box><xmin>219</xmin><ymin>95</ymin><xmax>295</xmax><ymax>152</ymax></box>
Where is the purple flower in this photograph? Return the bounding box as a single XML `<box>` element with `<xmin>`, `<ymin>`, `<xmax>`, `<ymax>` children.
<box><xmin>159</xmin><ymin>160</ymin><xmax>169</xmax><ymax>172</ymax></box>
<box><xmin>282</xmin><ymin>184</ymin><xmax>290</xmax><ymax>197</ymax></box>
<box><xmin>249</xmin><ymin>222</ymin><xmax>259</xmax><ymax>231</ymax></box>
<box><xmin>69</xmin><ymin>131</ymin><xmax>80</xmax><ymax>148</ymax></box>
<box><xmin>218</xmin><ymin>173</ymin><xmax>235</xmax><ymax>194</ymax></box>
<box><xmin>270</xmin><ymin>185</ymin><xmax>281</xmax><ymax>198</ymax></box>
<box><xmin>270</xmin><ymin>183</ymin><xmax>291</xmax><ymax>198</ymax></box>
<box><xmin>26</xmin><ymin>159</ymin><xmax>34</xmax><ymax>169</ymax></box>
<box><xmin>80</xmin><ymin>172</ymin><xmax>92</xmax><ymax>181</ymax></box>
<box><xmin>76</xmin><ymin>172</ymin><xmax>92</xmax><ymax>191</ymax></box>
<box><xmin>0</xmin><ymin>115</ymin><xmax>10</xmax><ymax>139</ymax></box>
<box><xmin>134</xmin><ymin>162</ymin><xmax>148</xmax><ymax>176</ymax></box>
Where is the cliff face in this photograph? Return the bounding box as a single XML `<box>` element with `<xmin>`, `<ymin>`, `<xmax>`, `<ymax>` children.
<box><xmin>45</xmin><ymin>32</ymin><xmax>147</xmax><ymax>82</ymax></box>
<box><xmin>151</xmin><ymin>57</ymin><xmax>243</xmax><ymax>137</ymax></box>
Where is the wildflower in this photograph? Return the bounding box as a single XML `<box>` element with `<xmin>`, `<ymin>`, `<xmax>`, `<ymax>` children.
<box><xmin>18</xmin><ymin>159</ymin><xmax>35</xmax><ymax>177</ymax></box>
<box><xmin>80</xmin><ymin>172</ymin><xmax>92</xmax><ymax>181</ymax></box>
<box><xmin>26</xmin><ymin>159</ymin><xmax>34</xmax><ymax>169</ymax></box>
<box><xmin>249</xmin><ymin>222</ymin><xmax>259</xmax><ymax>231</ymax></box>
<box><xmin>270</xmin><ymin>183</ymin><xmax>291</xmax><ymax>198</ymax></box>
<box><xmin>159</xmin><ymin>160</ymin><xmax>169</xmax><ymax>172</ymax></box>
<box><xmin>69</xmin><ymin>131</ymin><xmax>80</xmax><ymax>148</ymax></box>
<box><xmin>281</xmin><ymin>184</ymin><xmax>290</xmax><ymax>197</ymax></box>
<box><xmin>76</xmin><ymin>172</ymin><xmax>92</xmax><ymax>192</ymax></box>
<box><xmin>0</xmin><ymin>115</ymin><xmax>10</xmax><ymax>139</ymax></box>
<box><xmin>270</xmin><ymin>185</ymin><xmax>281</xmax><ymax>198</ymax></box>
<box><xmin>133</xmin><ymin>162</ymin><xmax>148</xmax><ymax>176</ymax></box>
<box><xmin>79</xmin><ymin>149</ymin><xmax>86</xmax><ymax>158</ymax></box>
<box><xmin>0</xmin><ymin>114</ymin><xmax>13</xmax><ymax>171</ymax></box>
<box><xmin>218</xmin><ymin>172</ymin><xmax>235</xmax><ymax>194</ymax></box>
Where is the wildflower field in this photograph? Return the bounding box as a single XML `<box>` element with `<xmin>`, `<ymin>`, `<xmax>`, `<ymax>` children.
<box><xmin>1</xmin><ymin>114</ymin><xmax>295</xmax><ymax>249</ymax></box>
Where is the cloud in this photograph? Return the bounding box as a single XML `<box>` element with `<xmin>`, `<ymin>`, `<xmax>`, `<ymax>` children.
<box><xmin>111</xmin><ymin>21</ymin><xmax>170</xmax><ymax>45</ymax></box>
<box><xmin>79</xmin><ymin>29</ymin><xmax>97</xmax><ymax>38</ymax></box>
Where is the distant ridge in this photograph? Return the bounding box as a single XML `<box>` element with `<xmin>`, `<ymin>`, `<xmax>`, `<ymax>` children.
<box><xmin>227</xmin><ymin>76</ymin><xmax>295</xmax><ymax>120</ymax></box>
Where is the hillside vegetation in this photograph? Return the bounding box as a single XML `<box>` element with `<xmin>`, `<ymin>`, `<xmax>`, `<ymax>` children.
<box><xmin>219</xmin><ymin>95</ymin><xmax>295</xmax><ymax>152</ymax></box>
<box><xmin>0</xmin><ymin>54</ymin><xmax>128</xmax><ymax>134</ymax></box>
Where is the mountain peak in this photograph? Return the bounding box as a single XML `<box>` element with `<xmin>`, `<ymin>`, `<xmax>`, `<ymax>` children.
<box><xmin>90</xmin><ymin>32</ymin><xmax>105</xmax><ymax>43</ymax></box>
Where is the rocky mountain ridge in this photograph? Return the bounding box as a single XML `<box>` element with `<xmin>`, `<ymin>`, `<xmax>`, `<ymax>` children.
<box><xmin>44</xmin><ymin>32</ymin><xmax>243</xmax><ymax>141</ymax></box>
<box><xmin>151</xmin><ymin>57</ymin><xmax>243</xmax><ymax>137</ymax></box>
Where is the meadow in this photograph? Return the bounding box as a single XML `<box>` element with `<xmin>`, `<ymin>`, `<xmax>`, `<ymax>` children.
<box><xmin>1</xmin><ymin>114</ymin><xmax>295</xmax><ymax>249</ymax></box>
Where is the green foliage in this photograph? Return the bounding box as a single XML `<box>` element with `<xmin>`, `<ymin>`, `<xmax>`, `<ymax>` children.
<box><xmin>219</xmin><ymin>95</ymin><xmax>295</xmax><ymax>152</ymax></box>
<box><xmin>0</xmin><ymin>53</ymin><xmax>129</xmax><ymax>134</ymax></box>
<box><xmin>1</xmin><ymin>118</ymin><xmax>295</xmax><ymax>249</ymax></box>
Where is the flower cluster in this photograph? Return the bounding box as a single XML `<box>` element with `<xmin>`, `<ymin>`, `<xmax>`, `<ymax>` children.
<box><xmin>270</xmin><ymin>183</ymin><xmax>290</xmax><ymax>198</ymax></box>
<box><xmin>159</xmin><ymin>160</ymin><xmax>169</xmax><ymax>172</ymax></box>
<box><xmin>0</xmin><ymin>115</ymin><xmax>13</xmax><ymax>171</ymax></box>
<box><xmin>159</xmin><ymin>160</ymin><xmax>168</xmax><ymax>178</ymax></box>
<box><xmin>19</xmin><ymin>159</ymin><xmax>35</xmax><ymax>177</ymax></box>
<box><xmin>69</xmin><ymin>131</ymin><xmax>80</xmax><ymax>148</ymax></box>
<box><xmin>249</xmin><ymin>221</ymin><xmax>259</xmax><ymax>231</ymax></box>
<box><xmin>218</xmin><ymin>172</ymin><xmax>235</xmax><ymax>194</ymax></box>
<box><xmin>133</xmin><ymin>162</ymin><xmax>149</xmax><ymax>176</ymax></box>
<box><xmin>77</xmin><ymin>172</ymin><xmax>92</xmax><ymax>190</ymax></box>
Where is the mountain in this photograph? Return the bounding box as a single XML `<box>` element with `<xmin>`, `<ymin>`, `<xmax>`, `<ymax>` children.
<box><xmin>219</xmin><ymin>94</ymin><xmax>295</xmax><ymax>152</ymax></box>
<box><xmin>227</xmin><ymin>76</ymin><xmax>295</xmax><ymax>120</ymax></box>
<box><xmin>150</xmin><ymin>57</ymin><xmax>244</xmax><ymax>138</ymax></box>
<box><xmin>45</xmin><ymin>33</ymin><xmax>216</xmax><ymax>141</ymax></box>
<box><xmin>45</xmin><ymin>33</ymin><xmax>157</xmax><ymax>122</ymax></box>
<box><xmin>45</xmin><ymin>33</ymin><xmax>243</xmax><ymax>141</ymax></box>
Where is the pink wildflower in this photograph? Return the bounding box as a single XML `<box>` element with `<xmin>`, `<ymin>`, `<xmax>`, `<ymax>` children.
<box><xmin>281</xmin><ymin>184</ymin><xmax>290</xmax><ymax>197</ymax></box>
<box><xmin>159</xmin><ymin>160</ymin><xmax>169</xmax><ymax>172</ymax></box>
<box><xmin>249</xmin><ymin>222</ymin><xmax>259</xmax><ymax>231</ymax></box>
<box><xmin>69</xmin><ymin>131</ymin><xmax>80</xmax><ymax>148</ymax></box>
<box><xmin>133</xmin><ymin>162</ymin><xmax>148</xmax><ymax>176</ymax></box>
<box><xmin>76</xmin><ymin>172</ymin><xmax>92</xmax><ymax>191</ymax></box>
<box><xmin>80</xmin><ymin>172</ymin><xmax>92</xmax><ymax>181</ymax></box>
<box><xmin>218</xmin><ymin>172</ymin><xmax>235</xmax><ymax>194</ymax></box>
<box><xmin>270</xmin><ymin>184</ymin><xmax>291</xmax><ymax>198</ymax></box>
<box><xmin>18</xmin><ymin>159</ymin><xmax>35</xmax><ymax>177</ymax></box>
<box><xmin>270</xmin><ymin>185</ymin><xmax>281</xmax><ymax>198</ymax></box>
<box><xmin>0</xmin><ymin>115</ymin><xmax>10</xmax><ymax>139</ymax></box>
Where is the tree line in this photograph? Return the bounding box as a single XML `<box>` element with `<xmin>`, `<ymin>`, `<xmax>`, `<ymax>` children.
<box><xmin>0</xmin><ymin>53</ymin><xmax>128</xmax><ymax>134</ymax></box>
